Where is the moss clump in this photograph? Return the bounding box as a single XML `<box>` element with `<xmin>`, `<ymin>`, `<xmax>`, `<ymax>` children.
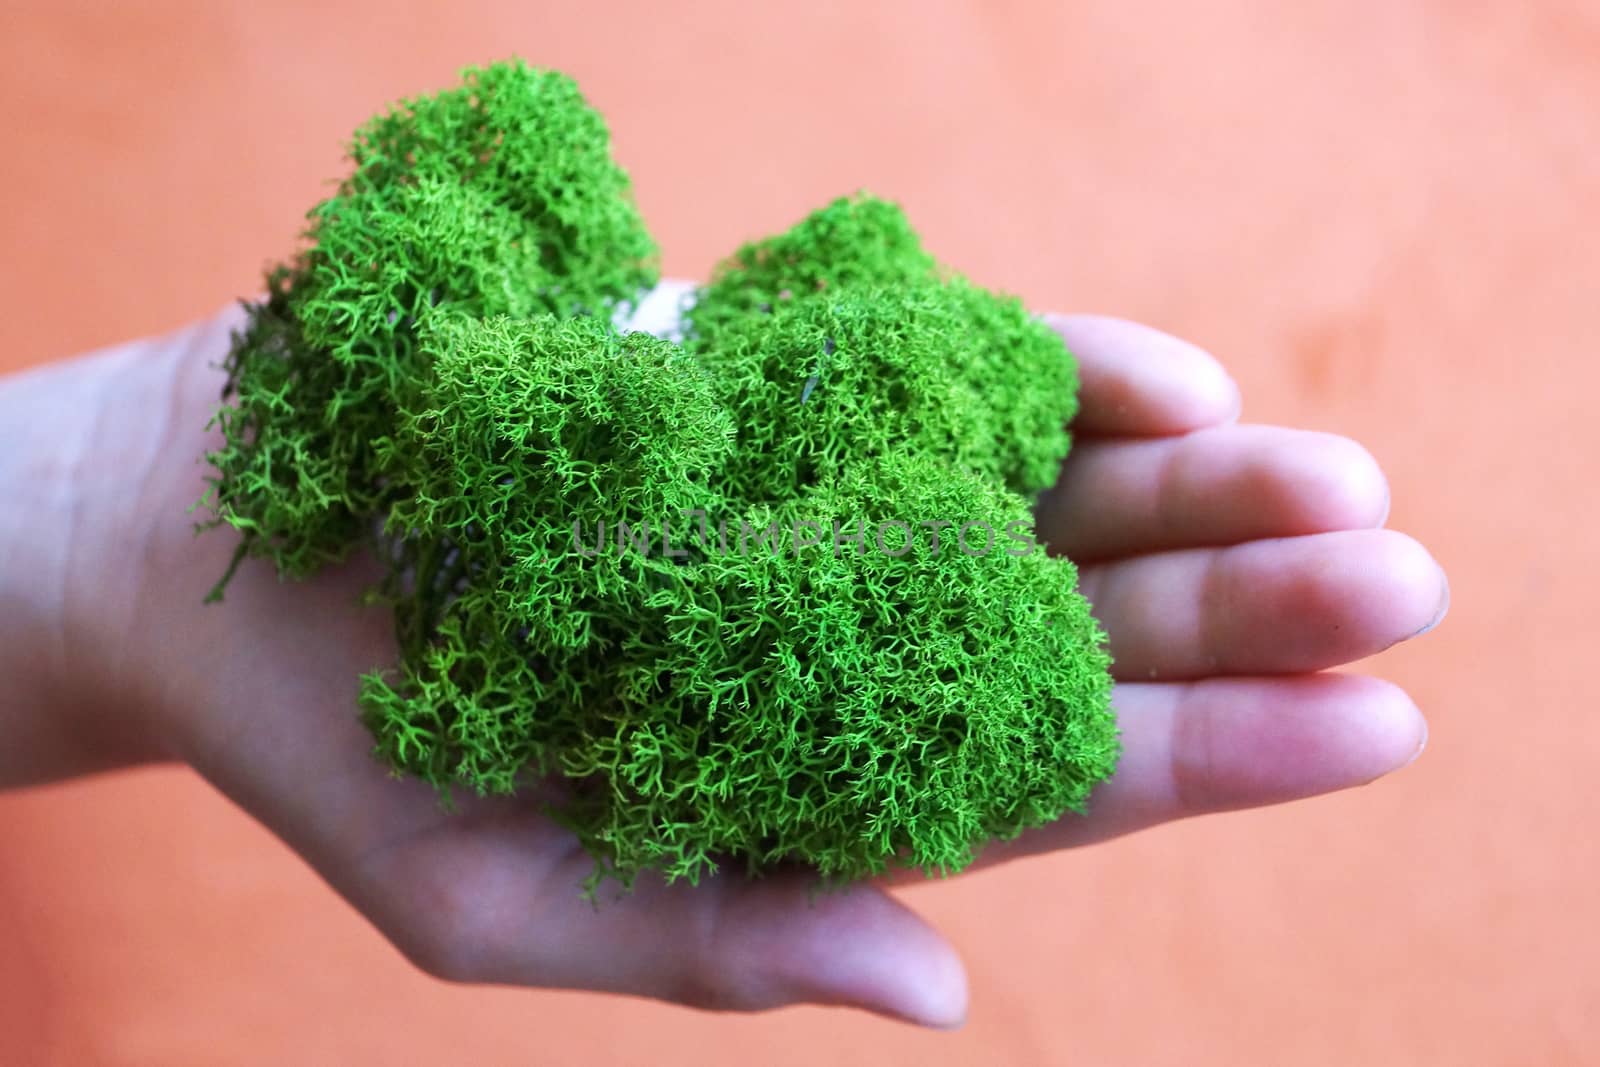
<box><xmin>204</xmin><ymin>60</ymin><xmax>657</xmax><ymax>584</ymax></box>
<box><xmin>688</xmin><ymin>195</ymin><xmax>1078</xmax><ymax>497</ymax></box>
<box><xmin>360</xmin><ymin>313</ymin><xmax>732</xmax><ymax>794</ymax></box>
<box><xmin>690</xmin><ymin>282</ymin><xmax>1076</xmax><ymax>504</ymax></box>
<box><xmin>684</xmin><ymin>193</ymin><xmax>938</xmax><ymax>339</ymax></box>
<box><xmin>202</xmin><ymin>59</ymin><xmax>1118</xmax><ymax>892</ymax></box>
<box><xmin>556</xmin><ymin>454</ymin><xmax>1115</xmax><ymax>888</ymax></box>
<box><xmin>935</xmin><ymin>277</ymin><xmax>1080</xmax><ymax>496</ymax></box>
<box><xmin>356</xmin><ymin>315</ymin><xmax>1112</xmax><ymax>888</ymax></box>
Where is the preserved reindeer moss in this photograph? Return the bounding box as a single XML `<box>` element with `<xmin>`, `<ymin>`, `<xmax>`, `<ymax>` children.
<box><xmin>201</xmin><ymin>60</ymin><xmax>1119</xmax><ymax>893</ymax></box>
<box><xmin>555</xmin><ymin>455</ymin><xmax>1116</xmax><ymax>889</ymax></box>
<box><xmin>684</xmin><ymin>193</ymin><xmax>938</xmax><ymax>339</ymax></box>
<box><xmin>359</xmin><ymin>314</ymin><xmax>733</xmax><ymax>795</ymax></box>
<box><xmin>688</xmin><ymin>195</ymin><xmax>1078</xmax><ymax>497</ymax></box>
<box><xmin>203</xmin><ymin>60</ymin><xmax>658</xmax><ymax>585</ymax></box>
<box><xmin>691</xmin><ymin>283</ymin><xmax>1076</xmax><ymax>504</ymax></box>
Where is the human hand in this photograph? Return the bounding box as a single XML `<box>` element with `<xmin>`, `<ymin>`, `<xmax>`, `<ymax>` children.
<box><xmin>0</xmin><ymin>282</ymin><xmax>1444</xmax><ymax>1029</ymax></box>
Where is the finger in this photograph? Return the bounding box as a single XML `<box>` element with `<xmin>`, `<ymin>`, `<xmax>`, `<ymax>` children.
<box><xmin>1043</xmin><ymin>313</ymin><xmax>1241</xmax><ymax>437</ymax></box>
<box><xmin>1078</xmin><ymin>529</ymin><xmax>1449</xmax><ymax>680</ymax></box>
<box><xmin>1037</xmin><ymin>424</ymin><xmax>1390</xmax><ymax>562</ymax></box>
<box><xmin>964</xmin><ymin>673</ymin><xmax>1427</xmax><ymax>866</ymax></box>
<box><xmin>366</xmin><ymin>821</ymin><xmax>968</xmax><ymax>1028</ymax></box>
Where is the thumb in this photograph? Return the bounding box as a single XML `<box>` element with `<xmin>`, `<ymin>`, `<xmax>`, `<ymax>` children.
<box><xmin>363</xmin><ymin>823</ymin><xmax>972</xmax><ymax>1028</ymax></box>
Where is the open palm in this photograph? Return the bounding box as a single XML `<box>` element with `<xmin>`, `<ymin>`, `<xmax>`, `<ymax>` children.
<box><xmin>40</xmin><ymin>282</ymin><xmax>1444</xmax><ymax>1028</ymax></box>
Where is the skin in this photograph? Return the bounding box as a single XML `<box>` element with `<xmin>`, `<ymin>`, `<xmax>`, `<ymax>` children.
<box><xmin>0</xmin><ymin>281</ymin><xmax>1447</xmax><ymax>1028</ymax></box>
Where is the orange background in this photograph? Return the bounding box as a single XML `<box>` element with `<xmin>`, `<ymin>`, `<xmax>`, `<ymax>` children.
<box><xmin>1</xmin><ymin>2</ymin><xmax>1594</xmax><ymax>1064</ymax></box>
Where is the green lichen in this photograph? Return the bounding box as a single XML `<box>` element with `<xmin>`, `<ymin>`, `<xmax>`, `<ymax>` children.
<box><xmin>359</xmin><ymin>313</ymin><xmax>732</xmax><ymax>795</ymax></box>
<box><xmin>203</xmin><ymin>60</ymin><xmax>658</xmax><ymax>584</ymax></box>
<box><xmin>556</xmin><ymin>454</ymin><xmax>1115</xmax><ymax>889</ymax></box>
<box><xmin>688</xmin><ymin>195</ymin><xmax>1078</xmax><ymax>497</ymax></box>
<box><xmin>201</xmin><ymin>59</ymin><xmax>1119</xmax><ymax>893</ymax></box>
<box><xmin>689</xmin><ymin>281</ymin><xmax>1076</xmax><ymax>504</ymax></box>
<box><xmin>684</xmin><ymin>193</ymin><xmax>938</xmax><ymax>339</ymax></box>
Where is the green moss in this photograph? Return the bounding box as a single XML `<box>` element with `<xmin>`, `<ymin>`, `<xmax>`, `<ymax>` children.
<box><xmin>688</xmin><ymin>283</ymin><xmax>1078</xmax><ymax>506</ymax></box>
<box><xmin>687</xmin><ymin>196</ymin><xmax>1078</xmax><ymax>498</ymax></box>
<box><xmin>684</xmin><ymin>193</ymin><xmax>938</xmax><ymax>339</ymax></box>
<box><xmin>360</xmin><ymin>313</ymin><xmax>731</xmax><ymax>795</ymax></box>
<box><xmin>201</xmin><ymin>60</ymin><xmax>1118</xmax><ymax>893</ymax></box>
<box><xmin>936</xmin><ymin>276</ymin><xmax>1080</xmax><ymax>496</ymax></box>
<box><xmin>204</xmin><ymin>265</ymin><xmax>364</xmax><ymax>587</ymax></box>
<box><xmin>202</xmin><ymin>60</ymin><xmax>657</xmax><ymax>584</ymax></box>
<box><xmin>556</xmin><ymin>454</ymin><xmax>1116</xmax><ymax>889</ymax></box>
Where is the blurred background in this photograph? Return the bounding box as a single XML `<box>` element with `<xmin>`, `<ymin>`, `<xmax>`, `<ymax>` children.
<box><xmin>0</xmin><ymin>2</ymin><xmax>1593</xmax><ymax>1063</ymax></box>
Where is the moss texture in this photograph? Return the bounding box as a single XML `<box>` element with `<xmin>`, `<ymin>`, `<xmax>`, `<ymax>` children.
<box><xmin>201</xmin><ymin>59</ymin><xmax>1119</xmax><ymax>892</ymax></box>
<box><xmin>204</xmin><ymin>61</ymin><xmax>658</xmax><ymax>585</ymax></box>
<box><xmin>687</xmin><ymin>194</ymin><xmax>1078</xmax><ymax>499</ymax></box>
<box><xmin>554</xmin><ymin>455</ymin><xmax>1115</xmax><ymax>887</ymax></box>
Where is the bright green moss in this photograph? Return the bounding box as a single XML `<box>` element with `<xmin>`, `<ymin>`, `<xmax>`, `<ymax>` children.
<box><xmin>936</xmin><ymin>276</ymin><xmax>1080</xmax><ymax>496</ymax></box>
<box><xmin>356</xmin><ymin>312</ymin><xmax>1115</xmax><ymax>890</ymax></box>
<box><xmin>555</xmin><ymin>454</ymin><xmax>1116</xmax><ymax>889</ymax></box>
<box><xmin>688</xmin><ymin>196</ymin><xmax>1079</xmax><ymax>498</ymax></box>
<box><xmin>202</xmin><ymin>60</ymin><xmax>1119</xmax><ymax>893</ymax></box>
<box><xmin>690</xmin><ymin>287</ymin><xmax>1002</xmax><ymax>505</ymax></box>
<box><xmin>202</xmin><ymin>60</ymin><xmax>657</xmax><ymax>585</ymax></box>
<box><xmin>360</xmin><ymin>313</ymin><xmax>731</xmax><ymax>794</ymax></box>
<box><xmin>684</xmin><ymin>193</ymin><xmax>938</xmax><ymax>339</ymax></box>
<box><xmin>205</xmin><ymin>265</ymin><xmax>364</xmax><ymax>587</ymax></box>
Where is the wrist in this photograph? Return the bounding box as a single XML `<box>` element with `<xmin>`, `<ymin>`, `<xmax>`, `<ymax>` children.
<box><xmin>0</xmin><ymin>316</ymin><xmax>237</xmax><ymax>782</ymax></box>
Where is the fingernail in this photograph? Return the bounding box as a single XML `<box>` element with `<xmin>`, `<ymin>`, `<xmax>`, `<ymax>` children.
<box><xmin>1412</xmin><ymin>568</ymin><xmax>1451</xmax><ymax>638</ymax></box>
<box><xmin>864</xmin><ymin>948</ymin><xmax>969</xmax><ymax>1030</ymax></box>
<box><xmin>891</xmin><ymin>982</ymin><xmax>969</xmax><ymax>1030</ymax></box>
<box><xmin>1403</xmin><ymin>717</ymin><xmax>1429</xmax><ymax>769</ymax></box>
